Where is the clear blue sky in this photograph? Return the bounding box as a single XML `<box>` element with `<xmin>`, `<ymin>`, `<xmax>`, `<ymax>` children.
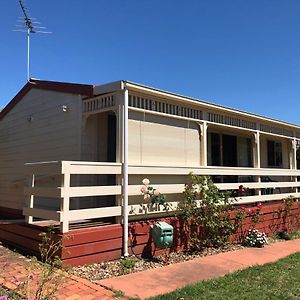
<box><xmin>1</xmin><ymin>0</ymin><xmax>300</xmax><ymax>124</ymax></box>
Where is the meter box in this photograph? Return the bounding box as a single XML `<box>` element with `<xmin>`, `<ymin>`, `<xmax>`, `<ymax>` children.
<box><xmin>152</xmin><ymin>222</ymin><xmax>173</xmax><ymax>249</ymax></box>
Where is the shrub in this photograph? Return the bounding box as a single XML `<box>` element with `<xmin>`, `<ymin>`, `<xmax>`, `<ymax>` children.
<box><xmin>276</xmin><ymin>230</ymin><xmax>291</xmax><ymax>240</ymax></box>
<box><xmin>244</xmin><ymin>229</ymin><xmax>268</xmax><ymax>248</ymax></box>
<box><xmin>178</xmin><ymin>174</ymin><xmax>237</xmax><ymax>251</ymax></box>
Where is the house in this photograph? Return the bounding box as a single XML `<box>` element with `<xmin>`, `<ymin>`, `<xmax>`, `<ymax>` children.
<box><xmin>0</xmin><ymin>79</ymin><xmax>300</xmax><ymax>265</ymax></box>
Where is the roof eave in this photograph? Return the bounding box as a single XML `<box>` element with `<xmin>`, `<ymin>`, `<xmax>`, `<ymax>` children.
<box><xmin>124</xmin><ymin>80</ymin><xmax>300</xmax><ymax>131</ymax></box>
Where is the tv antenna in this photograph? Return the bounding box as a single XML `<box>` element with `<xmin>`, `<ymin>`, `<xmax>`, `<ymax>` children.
<box><xmin>14</xmin><ymin>0</ymin><xmax>51</xmax><ymax>82</ymax></box>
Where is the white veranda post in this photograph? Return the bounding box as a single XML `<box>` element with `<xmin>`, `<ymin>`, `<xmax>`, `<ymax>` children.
<box><xmin>122</xmin><ymin>85</ymin><xmax>129</xmax><ymax>257</ymax></box>
<box><xmin>292</xmin><ymin>139</ymin><xmax>298</xmax><ymax>193</ymax></box>
<box><xmin>253</xmin><ymin>131</ymin><xmax>261</xmax><ymax>195</ymax></box>
<box><xmin>200</xmin><ymin>122</ymin><xmax>208</xmax><ymax>166</ymax></box>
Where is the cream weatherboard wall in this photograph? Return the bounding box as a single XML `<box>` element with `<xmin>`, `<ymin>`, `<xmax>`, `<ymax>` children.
<box><xmin>0</xmin><ymin>89</ymin><xmax>83</xmax><ymax>210</ymax></box>
<box><xmin>81</xmin><ymin>113</ymin><xmax>108</xmax><ymax>162</ymax></box>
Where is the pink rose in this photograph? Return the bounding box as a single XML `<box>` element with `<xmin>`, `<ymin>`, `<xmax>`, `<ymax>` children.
<box><xmin>140</xmin><ymin>185</ymin><xmax>147</xmax><ymax>193</ymax></box>
<box><xmin>142</xmin><ymin>178</ymin><xmax>150</xmax><ymax>185</ymax></box>
<box><xmin>154</xmin><ymin>189</ymin><xmax>160</xmax><ymax>196</ymax></box>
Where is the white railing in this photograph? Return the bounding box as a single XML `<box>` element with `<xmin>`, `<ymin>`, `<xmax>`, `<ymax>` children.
<box><xmin>83</xmin><ymin>93</ymin><xmax>116</xmax><ymax>114</ymax></box>
<box><xmin>23</xmin><ymin>161</ymin><xmax>300</xmax><ymax>232</ymax></box>
<box><xmin>24</xmin><ymin>161</ymin><xmax>122</xmax><ymax>233</ymax></box>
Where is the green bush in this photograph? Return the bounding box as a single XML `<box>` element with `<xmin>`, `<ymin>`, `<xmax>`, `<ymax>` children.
<box><xmin>178</xmin><ymin>174</ymin><xmax>237</xmax><ymax>251</ymax></box>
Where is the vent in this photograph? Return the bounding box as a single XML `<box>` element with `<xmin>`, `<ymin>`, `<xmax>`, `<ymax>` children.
<box><xmin>207</xmin><ymin>112</ymin><xmax>256</xmax><ymax>130</ymax></box>
<box><xmin>83</xmin><ymin>94</ymin><xmax>115</xmax><ymax>113</ymax></box>
<box><xmin>259</xmin><ymin>124</ymin><xmax>294</xmax><ymax>137</ymax></box>
<box><xmin>129</xmin><ymin>95</ymin><xmax>202</xmax><ymax>120</ymax></box>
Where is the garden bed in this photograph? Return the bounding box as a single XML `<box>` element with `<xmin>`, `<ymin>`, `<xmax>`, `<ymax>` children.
<box><xmin>70</xmin><ymin>243</ymin><xmax>245</xmax><ymax>281</ymax></box>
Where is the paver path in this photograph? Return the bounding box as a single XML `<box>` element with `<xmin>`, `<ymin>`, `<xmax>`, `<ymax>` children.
<box><xmin>0</xmin><ymin>244</ymin><xmax>115</xmax><ymax>300</ymax></box>
<box><xmin>99</xmin><ymin>239</ymin><xmax>300</xmax><ymax>299</ymax></box>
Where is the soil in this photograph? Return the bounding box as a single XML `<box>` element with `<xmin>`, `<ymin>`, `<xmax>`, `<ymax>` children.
<box><xmin>0</xmin><ymin>243</ymin><xmax>36</xmax><ymax>266</ymax></box>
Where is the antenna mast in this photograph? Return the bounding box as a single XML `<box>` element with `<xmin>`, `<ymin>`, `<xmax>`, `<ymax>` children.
<box><xmin>14</xmin><ymin>0</ymin><xmax>51</xmax><ymax>82</ymax></box>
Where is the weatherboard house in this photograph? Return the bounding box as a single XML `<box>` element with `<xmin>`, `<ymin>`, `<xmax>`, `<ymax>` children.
<box><xmin>0</xmin><ymin>79</ymin><xmax>300</xmax><ymax>265</ymax></box>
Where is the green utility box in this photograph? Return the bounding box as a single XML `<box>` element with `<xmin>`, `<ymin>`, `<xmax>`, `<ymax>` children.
<box><xmin>152</xmin><ymin>222</ymin><xmax>173</xmax><ymax>249</ymax></box>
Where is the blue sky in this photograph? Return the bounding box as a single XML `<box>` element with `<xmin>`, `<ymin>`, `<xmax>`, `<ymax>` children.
<box><xmin>1</xmin><ymin>0</ymin><xmax>300</xmax><ymax>124</ymax></box>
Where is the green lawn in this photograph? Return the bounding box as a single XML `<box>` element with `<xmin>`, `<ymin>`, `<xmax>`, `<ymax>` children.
<box><xmin>149</xmin><ymin>252</ymin><xmax>300</xmax><ymax>300</ymax></box>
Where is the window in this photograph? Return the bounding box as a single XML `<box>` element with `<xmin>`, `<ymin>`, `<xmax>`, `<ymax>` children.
<box><xmin>267</xmin><ymin>140</ymin><xmax>282</xmax><ymax>167</ymax></box>
<box><xmin>208</xmin><ymin>133</ymin><xmax>252</xmax><ymax>167</ymax></box>
<box><xmin>210</xmin><ymin>133</ymin><xmax>221</xmax><ymax>166</ymax></box>
<box><xmin>222</xmin><ymin>134</ymin><xmax>238</xmax><ymax>167</ymax></box>
<box><xmin>237</xmin><ymin>137</ymin><xmax>252</xmax><ymax>167</ymax></box>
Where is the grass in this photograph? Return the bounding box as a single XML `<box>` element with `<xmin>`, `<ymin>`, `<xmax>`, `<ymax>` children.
<box><xmin>149</xmin><ymin>252</ymin><xmax>300</xmax><ymax>300</ymax></box>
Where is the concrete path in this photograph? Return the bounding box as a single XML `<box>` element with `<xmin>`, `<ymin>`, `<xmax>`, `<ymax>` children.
<box><xmin>99</xmin><ymin>239</ymin><xmax>300</xmax><ymax>299</ymax></box>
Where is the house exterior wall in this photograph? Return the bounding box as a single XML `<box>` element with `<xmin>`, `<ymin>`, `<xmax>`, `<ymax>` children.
<box><xmin>125</xmin><ymin>88</ymin><xmax>299</xmax><ymax>172</ymax></box>
<box><xmin>80</xmin><ymin>113</ymin><xmax>108</xmax><ymax>162</ymax></box>
<box><xmin>0</xmin><ymin>89</ymin><xmax>83</xmax><ymax>210</ymax></box>
<box><xmin>124</xmin><ymin>91</ymin><xmax>298</xmax><ymax>208</ymax></box>
<box><xmin>1</xmin><ymin>81</ymin><xmax>300</xmax><ymax>239</ymax></box>
<box><xmin>79</xmin><ymin>112</ymin><xmax>115</xmax><ymax>209</ymax></box>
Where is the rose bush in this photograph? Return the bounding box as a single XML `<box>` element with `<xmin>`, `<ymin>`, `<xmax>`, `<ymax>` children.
<box><xmin>140</xmin><ymin>178</ymin><xmax>169</xmax><ymax>210</ymax></box>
